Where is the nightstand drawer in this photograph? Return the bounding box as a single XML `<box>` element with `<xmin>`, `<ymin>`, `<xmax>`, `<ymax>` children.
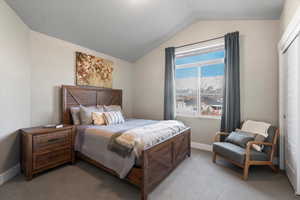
<box><xmin>33</xmin><ymin>130</ymin><xmax>71</xmax><ymax>152</ymax></box>
<box><xmin>33</xmin><ymin>148</ymin><xmax>71</xmax><ymax>170</ymax></box>
<box><xmin>21</xmin><ymin>125</ymin><xmax>74</xmax><ymax>180</ymax></box>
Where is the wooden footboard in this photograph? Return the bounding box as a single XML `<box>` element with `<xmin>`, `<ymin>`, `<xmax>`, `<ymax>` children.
<box><xmin>76</xmin><ymin>128</ymin><xmax>191</xmax><ymax>200</ymax></box>
<box><xmin>141</xmin><ymin>128</ymin><xmax>191</xmax><ymax>200</ymax></box>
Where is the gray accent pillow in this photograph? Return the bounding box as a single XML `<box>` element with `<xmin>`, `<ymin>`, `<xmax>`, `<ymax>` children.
<box><xmin>79</xmin><ymin>105</ymin><xmax>101</xmax><ymax>125</ymax></box>
<box><xmin>235</xmin><ymin>129</ymin><xmax>266</xmax><ymax>151</ymax></box>
<box><xmin>70</xmin><ymin>106</ymin><xmax>80</xmax><ymax>125</ymax></box>
<box><xmin>225</xmin><ymin>131</ymin><xmax>254</xmax><ymax>148</ymax></box>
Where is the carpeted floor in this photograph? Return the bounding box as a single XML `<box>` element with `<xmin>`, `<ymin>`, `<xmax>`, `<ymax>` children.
<box><xmin>0</xmin><ymin>149</ymin><xmax>299</xmax><ymax>200</ymax></box>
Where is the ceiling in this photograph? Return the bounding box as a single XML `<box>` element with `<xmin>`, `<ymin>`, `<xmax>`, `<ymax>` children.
<box><xmin>5</xmin><ymin>0</ymin><xmax>283</xmax><ymax>62</ymax></box>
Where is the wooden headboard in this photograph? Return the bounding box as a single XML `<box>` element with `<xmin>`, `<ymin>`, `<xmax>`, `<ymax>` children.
<box><xmin>61</xmin><ymin>85</ymin><xmax>122</xmax><ymax>124</ymax></box>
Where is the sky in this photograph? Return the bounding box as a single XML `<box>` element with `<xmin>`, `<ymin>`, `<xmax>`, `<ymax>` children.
<box><xmin>176</xmin><ymin>50</ymin><xmax>225</xmax><ymax>78</ymax></box>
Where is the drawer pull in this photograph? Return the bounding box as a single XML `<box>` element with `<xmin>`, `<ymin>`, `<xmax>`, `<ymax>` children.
<box><xmin>33</xmin><ymin>130</ymin><xmax>70</xmax><ymax>152</ymax></box>
<box><xmin>48</xmin><ymin>138</ymin><xmax>60</xmax><ymax>143</ymax></box>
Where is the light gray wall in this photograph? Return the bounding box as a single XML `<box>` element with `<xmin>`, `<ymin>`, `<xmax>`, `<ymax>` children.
<box><xmin>0</xmin><ymin>0</ymin><xmax>31</xmax><ymax>173</ymax></box>
<box><xmin>133</xmin><ymin>20</ymin><xmax>279</xmax><ymax>144</ymax></box>
<box><xmin>0</xmin><ymin>4</ymin><xmax>134</xmax><ymax>173</ymax></box>
<box><xmin>0</xmin><ymin>2</ymin><xmax>281</xmax><ymax>174</ymax></box>
<box><xmin>30</xmin><ymin>31</ymin><xmax>134</xmax><ymax>126</ymax></box>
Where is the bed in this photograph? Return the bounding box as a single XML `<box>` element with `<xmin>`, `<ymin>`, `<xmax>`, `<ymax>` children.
<box><xmin>61</xmin><ymin>85</ymin><xmax>191</xmax><ymax>200</ymax></box>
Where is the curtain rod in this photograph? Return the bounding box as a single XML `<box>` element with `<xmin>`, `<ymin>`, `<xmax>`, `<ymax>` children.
<box><xmin>175</xmin><ymin>35</ymin><xmax>225</xmax><ymax>49</ymax></box>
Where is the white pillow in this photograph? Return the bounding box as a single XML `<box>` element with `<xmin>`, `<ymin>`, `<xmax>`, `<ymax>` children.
<box><xmin>79</xmin><ymin>105</ymin><xmax>102</xmax><ymax>125</ymax></box>
<box><xmin>104</xmin><ymin>105</ymin><xmax>122</xmax><ymax>112</ymax></box>
<box><xmin>70</xmin><ymin>106</ymin><xmax>80</xmax><ymax>125</ymax></box>
<box><xmin>103</xmin><ymin>111</ymin><xmax>125</xmax><ymax>125</ymax></box>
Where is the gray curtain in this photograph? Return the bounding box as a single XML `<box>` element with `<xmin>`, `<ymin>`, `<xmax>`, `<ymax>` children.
<box><xmin>164</xmin><ymin>47</ymin><xmax>176</xmax><ymax>120</ymax></box>
<box><xmin>221</xmin><ymin>32</ymin><xmax>241</xmax><ymax>132</ymax></box>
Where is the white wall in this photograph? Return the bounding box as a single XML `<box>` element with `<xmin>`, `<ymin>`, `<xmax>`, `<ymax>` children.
<box><xmin>0</xmin><ymin>0</ymin><xmax>282</xmax><ymax>174</ymax></box>
<box><xmin>133</xmin><ymin>20</ymin><xmax>279</xmax><ymax>144</ymax></box>
<box><xmin>280</xmin><ymin>0</ymin><xmax>300</xmax><ymax>35</ymax></box>
<box><xmin>30</xmin><ymin>31</ymin><xmax>134</xmax><ymax>126</ymax></box>
<box><xmin>0</xmin><ymin>0</ymin><xmax>31</xmax><ymax>173</ymax></box>
<box><xmin>0</xmin><ymin>2</ymin><xmax>134</xmax><ymax>174</ymax></box>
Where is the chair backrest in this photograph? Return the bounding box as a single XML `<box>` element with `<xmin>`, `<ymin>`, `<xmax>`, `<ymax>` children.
<box><xmin>240</xmin><ymin>121</ymin><xmax>279</xmax><ymax>156</ymax></box>
<box><xmin>263</xmin><ymin>126</ymin><xmax>279</xmax><ymax>155</ymax></box>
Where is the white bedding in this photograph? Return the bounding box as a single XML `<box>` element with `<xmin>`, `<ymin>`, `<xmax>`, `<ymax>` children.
<box><xmin>75</xmin><ymin>118</ymin><xmax>188</xmax><ymax>178</ymax></box>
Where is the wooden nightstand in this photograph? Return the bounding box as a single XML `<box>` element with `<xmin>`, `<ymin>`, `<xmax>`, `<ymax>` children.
<box><xmin>20</xmin><ymin>125</ymin><xmax>75</xmax><ymax>180</ymax></box>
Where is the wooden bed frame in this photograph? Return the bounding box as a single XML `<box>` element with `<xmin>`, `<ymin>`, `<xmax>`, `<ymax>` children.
<box><xmin>61</xmin><ymin>85</ymin><xmax>191</xmax><ymax>200</ymax></box>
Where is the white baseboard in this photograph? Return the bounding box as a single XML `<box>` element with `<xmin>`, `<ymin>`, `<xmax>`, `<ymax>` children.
<box><xmin>191</xmin><ymin>142</ymin><xmax>212</xmax><ymax>152</ymax></box>
<box><xmin>0</xmin><ymin>163</ymin><xmax>20</xmax><ymax>186</ymax></box>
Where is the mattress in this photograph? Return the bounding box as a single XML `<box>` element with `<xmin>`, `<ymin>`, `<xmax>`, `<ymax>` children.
<box><xmin>75</xmin><ymin>118</ymin><xmax>157</xmax><ymax>178</ymax></box>
<box><xmin>75</xmin><ymin>118</ymin><xmax>187</xmax><ymax>178</ymax></box>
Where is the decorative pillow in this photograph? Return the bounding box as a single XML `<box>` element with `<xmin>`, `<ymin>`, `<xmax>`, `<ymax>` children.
<box><xmin>104</xmin><ymin>105</ymin><xmax>122</xmax><ymax>112</ymax></box>
<box><xmin>104</xmin><ymin>105</ymin><xmax>126</xmax><ymax>118</ymax></box>
<box><xmin>79</xmin><ymin>105</ymin><xmax>100</xmax><ymax>125</ymax></box>
<box><xmin>241</xmin><ymin>120</ymin><xmax>270</xmax><ymax>137</ymax></box>
<box><xmin>92</xmin><ymin>112</ymin><xmax>106</xmax><ymax>125</ymax></box>
<box><xmin>97</xmin><ymin>105</ymin><xmax>105</xmax><ymax>112</ymax></box>
<box><xmin>103</xmin><ymin>111</ymin><xmax>125</xmax><ymax>125</ymax></box>
<box><xmin>70</xmin><ymin>106</ymin><xmax>80</xmax><ymax>125</ymax></box>
<box><xmin>235</xmin><ymin>129</ymin><xmax>266</xmax><ymax>151</ymax></box>
<box><xmin>225</xmin><ymin>131</ymin><xmax>254</xmax><ymax>148</ymax></box>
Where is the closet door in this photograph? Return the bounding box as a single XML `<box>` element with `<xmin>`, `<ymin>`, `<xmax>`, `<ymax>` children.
<box><xmin>285</xmin><ymin>35</ymin><xmax>300</xmax><ymax>195</ymax></box>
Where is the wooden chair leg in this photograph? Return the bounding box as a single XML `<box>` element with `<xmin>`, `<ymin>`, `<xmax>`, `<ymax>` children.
<box><xmin>269</xmin><ymin>164</ymin><xmax>278</xmax><ymax>173</ymax></box>
<box><xmin>141</xmin><ymin>189</ymin><xmax>147</xmax><ymax>200</ymax></box>
<box><xmin>243</xmin><ymin>164</ymin><xmax>250</xmax><ymax>180</ymax></box>
<box><xmin>212</xmin><ymin>152</ymin><xmax>217</xmax><ymax>163</ymax></box>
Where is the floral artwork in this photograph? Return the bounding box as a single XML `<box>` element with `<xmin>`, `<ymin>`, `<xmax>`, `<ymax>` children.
<box><xmin>76</xmin><ymin>52</ymin><xmax>113</xmax><ymax>88</ymax></box>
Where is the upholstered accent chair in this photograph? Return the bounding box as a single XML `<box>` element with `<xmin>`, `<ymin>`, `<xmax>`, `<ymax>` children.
<box><xmin>212</xmin><ymin>126</ymin><xmax>279</xmax><ymax>180</ymax></box>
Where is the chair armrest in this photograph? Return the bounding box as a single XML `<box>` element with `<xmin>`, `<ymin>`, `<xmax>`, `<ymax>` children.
<box><xmin>214</xmin><ymin>132</ymin><xmax>229</xmax><ymax>142</ymax></box>
<box><xmin>246</xmin><ymin>141</ymin><xmax>273</xmax><ymax>148</ymax></box>
<box><xmin>245</xmin><ymin>141</ymin><xmax>273</xmax><ymax>161</ymax></box>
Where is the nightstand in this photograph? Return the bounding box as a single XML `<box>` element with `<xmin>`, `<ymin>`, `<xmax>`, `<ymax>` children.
<box><xmin>20</xmin><ymin>125</ymin><xmax>75</xmax><ymax>180</ymax></box>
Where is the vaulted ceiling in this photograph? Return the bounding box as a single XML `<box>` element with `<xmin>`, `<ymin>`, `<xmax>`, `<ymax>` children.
<box><xmin>5</xmin><ymin>0</ymin><xmax>283</xmax><ymax>62</ymax></box>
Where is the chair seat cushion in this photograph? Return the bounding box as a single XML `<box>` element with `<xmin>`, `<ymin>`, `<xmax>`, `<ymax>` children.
<box><xmin>213</xmin><ymin>142</ymin><xmax>268</xmax><ymax>165</ymax></box>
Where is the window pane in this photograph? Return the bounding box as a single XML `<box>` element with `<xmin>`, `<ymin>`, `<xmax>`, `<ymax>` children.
<box><xmin>175</xmin><ymin>67</ymin><xmax>199</xmax><ymax>116</ymax></box>
<box><xmin>175</xmin><ymin>46</ymin><xmax>224</xmax><ymax>118</ymax></box>
<box><xmin>200</xmin><ymin>63</ymin><xmax>224</xmax><ymax>116</ymax></box>
<box><xmin>201</xmin><ymin>63</ymin><xmax>224</xmax><ymax>77</ymax></box>
<box><xmin>176</xmin><ymin>50</ymin><xmax>224</xmax><ymax>65</ymax></box>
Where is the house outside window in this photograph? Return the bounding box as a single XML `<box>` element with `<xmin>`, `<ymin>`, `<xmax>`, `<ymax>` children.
<box><xmin>175</xmin><ymin>41</ymin><xmax>225</xmax><ymax>118</ymax></box>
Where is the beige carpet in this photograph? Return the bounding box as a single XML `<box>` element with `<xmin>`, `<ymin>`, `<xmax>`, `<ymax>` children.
<box><xmin>0</xmin><ymin>149</ymin><xmax>299</xmax><ymax>200</ymax></box>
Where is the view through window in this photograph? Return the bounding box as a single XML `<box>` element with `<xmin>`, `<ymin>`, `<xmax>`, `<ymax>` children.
<box><xmin>175</xmin><ymin>44</ymin><xmax>225</xmax><ymax>117</ymax></box>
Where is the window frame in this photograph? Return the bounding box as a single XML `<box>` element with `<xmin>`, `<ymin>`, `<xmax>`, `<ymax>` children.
<box><xmin>175</xmin><ymin>43</ymin><xmax>225</xmax><ymax>120</ymax></box>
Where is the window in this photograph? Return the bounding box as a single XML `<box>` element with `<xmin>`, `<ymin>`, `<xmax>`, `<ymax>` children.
<box><xmin>175</xmin><ymin>42</ymin><xmax>225</xmax><ymax>118</ymax></box>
